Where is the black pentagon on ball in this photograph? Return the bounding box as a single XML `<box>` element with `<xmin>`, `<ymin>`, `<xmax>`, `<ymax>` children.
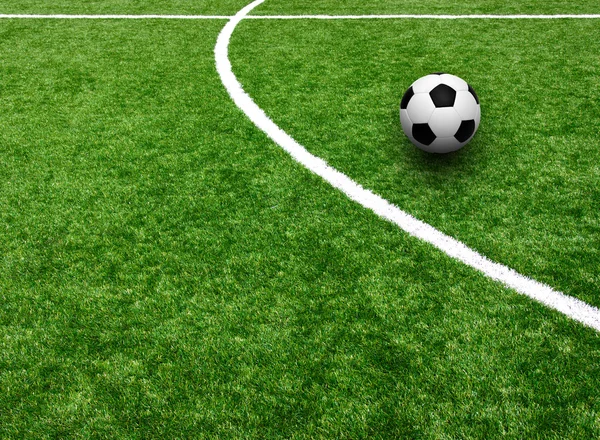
<box><xmin>454</xmin><ymin>119</ymin><xmax>476</xmax><ymax>142</ymax></box>
<box><xmin>468</xmin><ymin>84</ymin><xmax>479</xmax><ymax>104</ymax></box>
<box><xmin>400</xmin><ymin>86</ymin><xmax>414</xmax><ymax>110</ymax></box>
<box><xmin>431</xmin><ymin>72</ymin><xmax>446</xmax><ymax>75</ymax></box>
<box><xmin>412</xmin><ymin>123</ymin><xmax>436</xmax><ymax>146</ymax></box>
<box><xmin>429</xmin><ymin>84</ymin><xmax>456</xmax><ymax>108</ymax></box>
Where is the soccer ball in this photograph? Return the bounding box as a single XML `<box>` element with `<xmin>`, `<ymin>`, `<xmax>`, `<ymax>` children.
<box><xmin>400</xmin><ymin>73</ymin><xmax>480</xmax><ymax>153</ymax></box>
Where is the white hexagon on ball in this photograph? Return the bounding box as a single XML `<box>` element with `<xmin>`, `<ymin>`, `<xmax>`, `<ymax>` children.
<box><xmin>405</xmin><ymin>93</ymin><xmax>435</xmax><ymax>124</ymax></box>
<box><xmin>454</xmin><ymin>90</ymin><xmax>479</xmax><ymax>120</ymax></box>
<box><xmin>411</xmin><ymin>74</ymin><xmax>442</xmax><ymax>94</ymax></box>
<box><xmin>399</xmin><ymin>72</ymin><xmax>480</xmax><ymax>154</ymax></box>
<box><xmin>428</xmin><ymin>107</ymin><xmax>461</xmax><ymax>138</ymax></box>
<box><xmin>439</xmin><ymin>73</ymin><xmax>468</xmax><ymax>92</ymax></box>
<box><xmin>428</xmin><ymin>137</ymin><xmax>463</xmax><ymax>154</ymax></box>
<box><xmin>400</xmin><ymin>109</ymin><xmax>412</xmax><ymax>136</ymax></box>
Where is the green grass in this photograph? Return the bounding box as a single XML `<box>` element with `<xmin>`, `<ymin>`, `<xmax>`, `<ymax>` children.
<box><xmin>231</xmin><ymin>17</ymin><xmax>600</xmax><ymax>309</ymax></box>
<box><xmin>1</xmin><ymin>2</ymin><xmax>600</xmax><ymax>439</ymax></box>
<box><xmin>0</xmin><ymin>0</ymin><xmax>249</xmax><ymax>15</ymax></box>
<box><xmin>253</xmin><ymin>0</ymin><xmax>600</xmax><ymax>15</ymax></box>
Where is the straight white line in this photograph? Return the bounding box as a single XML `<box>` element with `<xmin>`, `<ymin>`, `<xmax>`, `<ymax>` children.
<box><xmin>0</xmin><ymin>14</ymin><xmax>231</xmax><ymax>19</ymax></box>
<box><xmin>248</xmin><ymin>14</ymin><xmax>600</xmax><ymax>19</ymax></box>
<box><xmin>216</xmin><ymin>0</ymin><xmax>600</xmax><ymax>332</ymax></box>
<box><xmin>1</xmin><ymin>14</ymin><xmax>599</xmax><ymax>20</ymax></box>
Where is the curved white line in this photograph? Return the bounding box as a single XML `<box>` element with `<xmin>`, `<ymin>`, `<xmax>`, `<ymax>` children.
<box><xmin>215</xmin><ymin>0</ymin><xmax>600</xmax><ymax>332</ymax></box>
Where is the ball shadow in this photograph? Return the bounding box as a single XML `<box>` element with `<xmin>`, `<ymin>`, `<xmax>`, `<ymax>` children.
<box><xmin>388</xmin><ymin>108</ymin><xmax>483</xmax><ymax>186</ymax></box>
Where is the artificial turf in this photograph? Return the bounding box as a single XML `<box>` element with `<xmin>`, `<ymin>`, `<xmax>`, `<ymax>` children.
<box><xmin>253</xmin><ymin>0</ymin><xmax>600</xmax><ymax>16</ymax></box>
<box><xmin>0</xmin><ymin>0</ymin><xmax>249</xmax><ymax>15</ymax></box>
<box><xmin>0</xmin><ymin>2</ymin><xmax>599</xmax><ymax>439</ymax></box>
<box><xmin>231</xmin><ymin>17</ymin><xmax>600</xmax><ymax>309</ymax></box>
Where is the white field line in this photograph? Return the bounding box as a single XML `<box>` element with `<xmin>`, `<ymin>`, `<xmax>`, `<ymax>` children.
<box><xmin>248</xmin><ymin>14</ymin><xmax>600</xmax><ymax>19</ymax></box>
<box><xmin>2</xmin><ymin>7</ymin><xmax>599</xmax><ymax>331</ymax></box>
<box><xmin>0</xmin><ymin>14</ymin><xmax>231</xmax><ymax>19</ymax></box>
<box><xmin>2</xmin><ymin>14</ymin><xmax>600</xmax><ymax>19</ymax></box>
<box><xmin>215</xmin><ymin>0</ymin><xmax>600</xmax><ymax>332</ymax></box>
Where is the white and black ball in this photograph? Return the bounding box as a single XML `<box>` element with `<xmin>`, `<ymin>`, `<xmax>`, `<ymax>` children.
<box><xmin>400</xmin><ymin>73</ymin><xmax>480</xmax><ymax>153</ymax></box>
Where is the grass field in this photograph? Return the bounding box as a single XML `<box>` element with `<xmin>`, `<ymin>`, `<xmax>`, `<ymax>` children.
<box><xmin>1</xmin><ymin>1</ymin><xmax>599</xmax><ymax>438</ymax></box>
